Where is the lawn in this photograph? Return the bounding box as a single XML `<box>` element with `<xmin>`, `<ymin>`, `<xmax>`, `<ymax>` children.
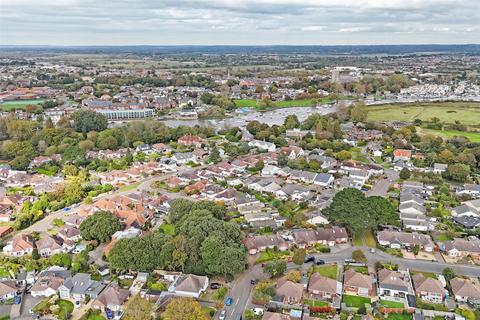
<box><xmin>386</xmin><ymin>313</ymin><xmax>413</xmax><ymax>320</ymax></box>
<box><xmin>312</xmin><ymin>264</ymin><xmax>337</xmax><ymax>280</ymax></box>
<box><xmin>366</xmin><ymin>102</ymin><xmax>480</xmax><ymax>125</ymax></box>
<box><xmin>379</xmin><ymin>299</ymin><xmax>405</xmax><ymax>308</ymax></box>
<box><xmin>347</xmin><ymin>266</ymin><xmax>369</xmax><ymax>275</ymax></box>
<box><xmin>342</xmin><ymin>295</ymin><xmax>371</xmax><ymax>308</ymax></box>
<box><xmin>0</xmin><ymin>99</ymin><xmax>45</xmax><ymax>111</ymax></box>
<box><xmin>233</xmin><ymin>96</ymin><xmax>345</xmax><ymax>110</ymax></box>
<box><xmin>304</xmin><ymin>299</ymin><xmax>328</xmax><ymax>307</ymax></box>
<box><xmin>57</xmin><ymin>300</ymin><xmax>74</xmax><ymax>319</ymax></box>
<box><xmin>212</xmin><ymin>286</ymin><xmax>228</xmax><ymax>301</ymax></box>
<box><xmin>117</xmin><ymin>181</ymin><xmax>141</xmax><ymax>192</ymax></box>
<box><xmin>158</xmin><ymin>223</ymin><xmax>175</xmax><ymax>235</ymax></box>
<box><xmin>420</xmin><ymin>128</ymin><xmax>480</xmax><ymax>143</ymax></box>
<box><xmin>432</xmin><ymin>233</ymin><xmax>454</xmax><ymax>241</ymax></box>
<box><xmin>256</xmin><ymin>250</ymin><xmax>291</xmax><ymax>263</ymax></box>
<box><xmin>0</xmin><ymin>267</ymin><xmax>10</xmax><ymax>278</ymax></box>
<box><xmin>350</xmin><ymin>147</ymin><xmax>370</xmax><ymax>163</ymax></box>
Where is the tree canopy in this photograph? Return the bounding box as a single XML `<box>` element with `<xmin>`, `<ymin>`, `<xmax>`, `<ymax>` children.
<box><xmin>71</xmin><ymin>109</ymin><xmax>108</xmax><ymax>133</ymax></box>
<box><xmin>79</xmin><ymin>210</ymin><xmax>122</xmax><ymax>243</ymax></box>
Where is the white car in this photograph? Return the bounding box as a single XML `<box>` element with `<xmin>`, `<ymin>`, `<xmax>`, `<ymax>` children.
<box><xmin>219</xmin><ymin>310</ymin><xmax>226</xmax><ymax>320</ymax></box>
<box><xmin>370</xmin><ymin>248</ymin><xmax>376</xmax><ymax>253</ymax></box>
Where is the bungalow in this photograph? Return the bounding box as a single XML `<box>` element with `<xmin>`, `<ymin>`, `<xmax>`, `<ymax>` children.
<box><xmin>288</xmin><ymin>170</ymin><xmax>317</xmax><ymax>184</ymax></box>
<box><xmin>433</xmin><ymin>163</ymin><xmax>448</xmax><ymax>174</ymax></box>
<box><xmin>400</xmin><ymin>213</ymin><xmax>433</xmax><ymax>232</ymax></box>
<box><xmin>377</xmin><ymin>269</ymin><xmax>411</xmax><ymax>298</ymax></box>
<box><xmin>451</xmin><ymin>199</ymin><xmax>480</xmax><ymax>218</ymax></box>
<box><xmin>440</xmin><ymin>238</ymin><xmax>480</xmax><ymax>259</ymax></box>
<box><xmin>456</xmin><ymin>184</ymin><xmax>480</xmax><ymax>199</ymax></box>
<box><xmin>276</xmin><ymin>277</ymin><xmax>304</xmax><ymax>305</ymax></box>
<box><xmin>244</xmin><ymin>234</ymin><xmax>289</xmax><ymax>255</ymax></box>
<box><xmin>168</xmin><ymin>274</ymin><xmax>208</xmax><ymax>299</ymax></box>
<box><xmin>2</xmin><ymin>234</ymin><xmax>34</xmax><ymax>257</ymax></box>
<box><xmin>36</xmin><ymin>235</ymin><xmax>66</xmax><ymax>257</ymax></box>
<box><xmin>58</xmin><ymin>226</ymin><xmax>81</xmax><ymax>242</ymax></box>
<box><xmin>377</xmin><ymin>230</ymin><xmax>435</xmax><ymax>252</ymax></box>
<box><xmin>412</xmin><ymin>274</ymin><xmax>445</xmax><ymax>304</ymax></box>
<box><xmin>308</xmin><ymin>273</ymin><xmax>340</xmax><ymax>301</ymax></box>
<box><xmin>450</xmin><ymin>277</ymin><xmax>480</xmax><ymax>303</ymax></box>
<box><xmin>343</xmin><ymin>269</ymin><xmax>375</xmax><ymax>298</ymax></box>
<box><xmin>92</xmin><ymin>284</ymin><xmax>130</xmax><ymax>318</ymax></box>
<box><xmin>248</xmin><ymin>140</ymin><xmax>276</xmax><ymax>152</ymax></box>
<box><xmin>0</xmin><ymin>280</ymin><xmax>17</xmax><ymax>302</ymax></box>
<box><xmin>292</xmin><ymin>227</ymin><xmax>348</xmax><ymax>248</ymax></box>
<box><xmin>399</xmin><ymin>202</ymin><xmax>426</xmax><ymax>215</ymax></box>
<box><xmin>313</xmin><ymin>173</ymin><xmax>334</xmax><ymax>187</ymax></box>
<box><xmin>31</xmin><ymin>276</ymin><xmax>65</xmax><ymax>297</ymax></box>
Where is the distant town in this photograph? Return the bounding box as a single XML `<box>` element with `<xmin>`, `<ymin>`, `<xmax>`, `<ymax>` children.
<box><xmin>0</xmin><ymin>47</ymin><xmax>479</xmax><ymax>320</ymax></box>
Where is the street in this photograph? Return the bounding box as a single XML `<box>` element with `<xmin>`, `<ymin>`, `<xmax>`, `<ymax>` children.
<box><xmin>367</xmin><ymin>169</ymin><xmax>399</xmax><ymax>197</ymax></box>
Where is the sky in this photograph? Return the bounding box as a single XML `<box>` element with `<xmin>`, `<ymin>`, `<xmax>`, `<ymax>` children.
<box><xmin>1</xmin><ymin>0</ymin><xmax>479</xmax><ymax>45</ymax></box>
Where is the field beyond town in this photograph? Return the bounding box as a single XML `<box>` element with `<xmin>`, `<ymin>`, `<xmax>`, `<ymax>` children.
<box><xmin>0</xmin><ymin>99</ymin><xmax>45</xmax><ymax>111</ymax></box>
<box><xmin>366</xmin><ymin>102</ymin><xmax>480</xmax><ymax>125</ymax></box>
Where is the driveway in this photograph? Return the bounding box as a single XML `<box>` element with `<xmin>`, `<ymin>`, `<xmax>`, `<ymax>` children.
<box><xmin>367</xmin><ymin>169</ymin><xmax>398</xmax><ymax>197</ymax></box>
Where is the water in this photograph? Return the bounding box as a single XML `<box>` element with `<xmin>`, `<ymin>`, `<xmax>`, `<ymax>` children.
<box><xmin>160</xmin><ymin>105</ymin><xmax>336</xmax><ymax>129</ymax></box>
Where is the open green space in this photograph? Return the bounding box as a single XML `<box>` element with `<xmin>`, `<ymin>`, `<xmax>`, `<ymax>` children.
<box><xmin>0</xmin><ymin>267</ymin><xmax>11</xmax><ymax>278</ymax></box>
<box><xmin>0</xmin><ymin>99</ymin><xmax>45</xmax><ymax>111</ymax></box>
<box><xmin>256</xmin><ymin>250</ymin><xmax>291</xmax><ymax>263</ymax></box>
<box><xmin>342</xmin><ymin>295</ymin><xmax>371</xmax><ymax>308</ymax></box>
<box><xmin>386</xmin><ymin>313</ymin><xmax>413</xmax><ymax>320</ymax></box>
<box><xmin>353</xmin><ymin>229</ymin><xmax>377</xmax><ymax>248</ymax></box>
<box><xmin>158</xmin><ymin>223</ymin><xmax>175</xmax><ymax>235</ymax></box>
<box><xmin>380</xmin><ymin>299</ymin><xmax>405</xmax><ymax>308</ymax></box>
<box><xmin>304</xmin><ymin>299</ymin><xmax>328</xmax><ymax>307</ymax></box>
<box><xmin>234</xmin><ymin>96</ymin><xmax>346</xmax><ymax>109</ymax></box>
<box><xmin>117</xmin><ymin>181</ymin><xmax>141</xmax><ymax>192</ymax></box>
<box><xmin>366</xmin><ymin>102</ymin><xmax>480</xmax><ymax>125</ymax></box>
<box><xmin>420</xmin><ymin>128</ymin><xmax>480</xmax><ymax>143</ymax></box>
<box><xmin>312</xmin><ymin>264</ymin><xmax>337</xmax><ymax>280</ymax></box>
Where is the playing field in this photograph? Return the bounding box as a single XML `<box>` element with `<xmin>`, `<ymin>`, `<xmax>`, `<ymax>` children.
<box><xmin>1</xmin><ymin>99</ymin><xmax>45</xmax><ymax>111</ymax></box>
<box><xmin>366</xmin><ymin>102</ymin><xmax>480</xmax><ymax>125</ymax></box>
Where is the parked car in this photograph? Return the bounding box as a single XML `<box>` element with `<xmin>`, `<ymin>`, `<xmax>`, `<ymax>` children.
<box><xmin>250</xmin><ymin>279</ymin><xmax>257</xmax><ymax>285</ymax></box>
<box><xmin>219</xmin><ymin>310</ymin><xmax>226</xmax><ymax>320</ymax></box>
<box><xmin>210</xmin><ymin>283</ymin><xmax>222</xmax><ymax>289</ymax></box>
<box><xmin>370</xmin><ymin>248</ymin><xmax>376</xmax><ymax>253</ymax></box>
<box><xmin>225</xmin><ymin>297</ymin><xmax>233</xmax><ymax>306</ymax></box>
<box><xmin>304</xmin><ymin>256</ymin><xmax>315</xmax><ymax>263</ymax></box>
<box><xmin>315</xmin><ymin>259</ymin><xmax>325</xmax><ymax>265</ymax></box>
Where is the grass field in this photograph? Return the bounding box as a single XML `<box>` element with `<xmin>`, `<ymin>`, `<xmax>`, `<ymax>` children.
<box><xmin>366</xmin><ymin>102</ymin><xmax>480</xmax><ymax>125</ymax></box>
<box><xmin>312</xmin><ymin>264</ymin><xmax>338</xmax><ymax>280</ymax></box>
<box><xmin>233</xmin><ymin>97</ymin><xmax>340</xmax><ymax>109</ymax></box>
<box><xmin>0</xmin><ymin>99</ymin><xmax>45</xmax><ymax>111</ymax></box>
<box><xmin>159</xmin><ymin>223</ymin><xmax>175</xmax><ymax>235</ymax></box>
<box><xmin>420</xmin><ymin>128</ymin><xmax>480</xmax><ymax>142</ymax></box>
<box><xmin>386</xmin><ymin>313</ymin><xmax>413</xmax><ymax>320</ymax></box>
<box><xmin>117</xmin><ymin>181</ymin><xmax>141</xmax><ymax>192</ymax></box>
<box><xmin>380</xmin><ymin>299</ymin><xmax>405</xmax><ymax>308</ymax></box>
<box><xmin>343</xmin><ymin>295</ymin><xmax>371</xmax><ymax>308</ymax></box>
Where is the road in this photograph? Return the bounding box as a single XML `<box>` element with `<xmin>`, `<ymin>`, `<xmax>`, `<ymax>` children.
<box><xmin>367</xmin><ymin>169</ymin><xmax>399</xmax><ymax>197</ymax></box>
<box><xmin>224</xmin><ymin>246</ymin><xmax>480</xmax><ymax>319</ymax></box>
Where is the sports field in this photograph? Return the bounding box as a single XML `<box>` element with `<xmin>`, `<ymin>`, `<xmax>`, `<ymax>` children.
<box><xmin>233</xmin><ymin>96</ymin><xmax>351</xmax><ymax>109</ymax></box>
<box><xmin>366</xmin><ymin>102</ymin><xmax>480</xmax><ymax>125</ymax></box>
<box><xmin>0</xmin><ymin>99</ymin><xmax>45</xmax><ymax>111</ymax></box>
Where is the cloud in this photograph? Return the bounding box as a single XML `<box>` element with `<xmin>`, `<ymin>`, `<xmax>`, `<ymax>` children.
<box><xmin>0</xmin><ymin>0</ymin><xmax>479</xmax><ymax>45</ymax></box>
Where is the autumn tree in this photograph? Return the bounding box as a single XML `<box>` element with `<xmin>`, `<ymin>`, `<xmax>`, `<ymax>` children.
<box><xmin>162</xmin><ymin>297</ymin><xmax>209</xmax><ymax>320</ymax></box>
<box><xmin>123</xmin><ymin>295</ymin><xmax>153</xmax><ymax>320</ymax></box>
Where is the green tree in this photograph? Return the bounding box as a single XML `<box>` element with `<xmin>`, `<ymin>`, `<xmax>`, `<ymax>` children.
<box><xmin>50</xmin><ymin>252</ymin><xmax>72</xmax><ymax>268</ymax></box>
<box><xmin>442</xmin><ymin>267</ymin><xmax>455</xmax><ymax>281</ymax></box>
<box><xmin>79</xmin><ymin>211</ymin><xmax>122</xmax><ymax>243</ymax></box>
<box><xmin>352</xmin><ymin>249</ymin><xmax>367</xmax><ymax>263</ymax></box>
<box><xmin>284</xmin><ymin>115</ymin><xmax>300</xmax><ymax>129</ymax></box>
<box><xmin>445</xmin><ymin>164</ymin><xmax>470</xmax><ymax>182</ymax></box>
<box><xmin>292</xmin><ymin>248</ymin><xmax>306</xmax><ymax>265</ymax></box>
<box><xmin>350</xmin><ymin>101</ymin><xmax>367</xmax><ymax>122</ymax></box>
<box><xmin>200</xmin><ymin>236</ymin><xmax>245</xmax><ymax>277</ymax></box>
<box><xmin>123</xmin><ymin>295</ymin><xmax>153</xmax><ymax>320</ymax></box>
<box><xmin>71</xmin><ymin>109</ymin><xmax>108</xmax><ymax>133</ymax></box>
<box><xmin>336</xmin><ymin>150</ymin><xmax>352</xmax><ymax>161</ymax></box>
<box><xmin>263</xmin><ymin>260</ymin><xmax>287</xmax><ymax>278</ymax></box>
<box><xmin>399</xmin><ymin>168</ymin><xmax>411</xmax><ymax>180</ymax></box>
<box><xmin>162</xmin><ymin>297</ymin><xmax>209</xmax><ymax>320</ymax></box>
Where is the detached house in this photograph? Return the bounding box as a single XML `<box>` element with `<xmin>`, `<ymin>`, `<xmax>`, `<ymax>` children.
<box><xmin>2</xmin><ymin>234</ymin><xmax>34</xmax><ymax>257</ymax></box>
<box><xmin>412</xmin><ymin>274</ymin><xmax>445</xmax><ymax>304</ymax></box>
<box><xmin>275</xmin><ymin>277</ymin><xmax>304</xmax><ymax>305</ymax></box>
<box><xmin>450</xmin><ymin>277</ymin><xmax>480</xmax><ymax>303</ymax></box>
<box><xmin>92</xmin><ymin>284</ymin><xmax>130</xmax><ymax>318</ymax></box>
<box><xmin>36</xmin><ymin>235</ymin><xmax>66</xmax><ymax>257</ymax></box>
<box><xmin>343</xmin><ymin>269</ymin><xmax>375</xmax><ymax>298</ymax></box>
<box><xmin>377</xmin><ymin>269</ymin><xmax>410</xmax><ymax>298</ymax></box>
<box><xmin>393</xmin><ymin>149</ymin><xmax>412</xmax><ymax>161</ymax></box>
<box><xmin>168</xmin><ymin>274</ymin><xmax>209</xmax><ymax>299</ymax></box>
<box><xmin>292</xmin><ymin>227</ymin><xmax>348</xmax><ymax>248</ymax></box>
<box><xmin>59</xmin><ymin>273</ymin><xmax>106</xmax><ymax>303</ymax></box>
<box><xmin>0</xmin><ymin>280</ymin><xmax>17</xmax><ymax>302</ymax></box>
<box><xmin>248</xmin><ymin>140</ymin><xmax>276</xmax><ymax>152</ymax></box>
<box><xmin>377</xmin><ymin>230</ymin><xmax>435</xmax><ymax>252</ymax></box>
<box><xmin>440</xmin><ymin>238</ymin><xmax>480</xmax><ymax>259</ymax></box>
<box><xmin>244</xmin><ymin>234</ymin><xmax>289</xmax><ymax>255</ymax></box>
<box><xmin>308</xmin><ymin>273</ymin><xmax>340</xmax><ymax>301</ymax></box>
<box><xmin>178</xmin><ymin>135</ymin><xmax>206</xmax><ymax>148</ymax></box>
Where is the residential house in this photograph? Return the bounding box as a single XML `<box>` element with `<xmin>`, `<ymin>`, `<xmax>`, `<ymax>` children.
<box><xmin>178</xmin><ymin>135</ymin><xmax>206</xmax><ymax>148</ymax></box>
<box><xmin>377</xmin><ymin>269</ymin><xmax>411</xmax><ymax>298</ymax></box>
<box><xmin>92</xmin><ymin>284</ymin><xmax>130</xmax><ymax>318</ymax></box>
<box><xmin>31</xmin><ymin>275</ymin><xmax>65</xmax><ymax>297</ymax></box>
<box><xmin>0</xmin><ymin>280</ymin><xmax>17</xmax><ymax>302</ymax></box>
<box><xmin>262</xmin><ymin>312</ymin><xmax>294</xmax><ymax>320</ymax></box>
<box><xmin>2</xmin><ymin>234</ymin><xmax>34</xmax><ymax>257</ymax></box>
<box><xmin>36</xmin><ymin>235</ymin><xmax>66</xmax><ymax>257</ymax></box>
<box><xmin>440</xmin><ymin>238</ymin><xmax>480</xmax><ymax>259</ymax></box>
<box><xmin>313</xmin><ymin>173</ymin><xmax>334</xmax><ymax>187</ymax></box>
<box><xmin>59</xmin><ymin>273</ymin><xmax>106</xmax><ymax>303</ymax></box>
<box><xmin>377</xmin><ymin>230</ymin><xmax>435</xmax><ymax>252</ymax></box>
<box><xmin>248</xmin><ymin>140</ymin><xmax>276</xmax><ymax>152</ymax></box>
<box><xmin>172</xmin><ymin>152</ymin><xmax>197</xmax><ymax>164</ymax></box>
<box><xmin>450</xmin><ymin>277</ymin><xmax>480</xmax><ymax>303</ymax></box>
<box><xmin>308</xmin><ymin>273</ymin><xmax>340</xmax><ymax>301</ymax></box>
<box><xmin>393</xmin><ymin>149</ymin><xmax>412</xmax><ymax>161</ymax></box>
<box><xmin>244</xmin><ymin>234</ymin><xmax>289</xmax><ymax>255</ymax></box>
<box><xmin>412</xmin><ymin>274</ymin><xmax>445</xmax><ymax>304</ymax></box>
<box><xmin>343</xmin><ymin>269</ymin><xmax>375</xmax><ymax>298</ymax></box>
<box><xmin>279</xmin><ymin>146</ymin><xmax>304</xmax><ymax>160</ymax></box>
<box><xmin>456</xmin><ymin>184</ymin><xmax>480</xmax><ymax>199</ymax></box>
<box><xmin>292</xmin><ymin>227</ymin><xmax>348</xmax><ymax>248</ymax></box>
<box><xmin>433</xmin><ymin>163</ymin><xmax>448</xmax><ymax>174</ymax></box>
<box><xmin>451</xmin><ymin>199</ymin><xmax>480</xmax><ymax>218</ymax></box>
<box><xmin>168</xmin><ymin>274</ymin><xmax>208</xmax><ymax>299</ymax></box>
<box><xmin>276</xmin><ymin>277</ymin><xmax>304</xmax><ymax>305</ymax></box>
